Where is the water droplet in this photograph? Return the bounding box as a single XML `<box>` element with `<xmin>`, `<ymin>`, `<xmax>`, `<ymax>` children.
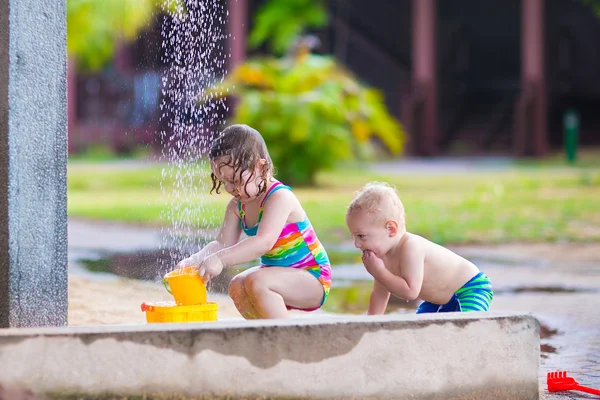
<box><xmin>157</xmin><ymin>0</ymin><xmax>230</xmax><ymax>279</ymax></box>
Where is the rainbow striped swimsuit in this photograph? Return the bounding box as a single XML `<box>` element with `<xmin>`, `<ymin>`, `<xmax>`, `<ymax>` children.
<box><xmin>238</xmin><ymin>182</ymin><xmax>331</xmax><ymax>309</ymax></box>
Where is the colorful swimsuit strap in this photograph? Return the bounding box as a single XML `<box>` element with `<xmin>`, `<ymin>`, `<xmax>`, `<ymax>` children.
<box><xmin>259</xmin><ymin>182</ymin><xmax>288</xmax><ymax>209</ymax></box>
<box><xmin>239</xmin><ymin>181</ymin><xmax>288</xmax><ymax>227</ymax></box>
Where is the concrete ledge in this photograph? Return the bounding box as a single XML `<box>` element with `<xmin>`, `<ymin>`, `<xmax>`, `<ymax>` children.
<box><xmin>0</xmin><ymin>312</ymin><xmax>539</xmax><ymax>399</ymax></box>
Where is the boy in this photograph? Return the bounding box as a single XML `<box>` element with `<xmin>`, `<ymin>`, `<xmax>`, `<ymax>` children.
<box><xmin>345</xmin><ymin>182</ymin><xmax>493</xmax><ymax>314</ymax></box>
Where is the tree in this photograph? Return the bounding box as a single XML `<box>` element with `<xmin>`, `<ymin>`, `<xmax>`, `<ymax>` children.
<box><xmin>67</xmin><ymin>0</ymin><xmax>180</xmax><ymax>71</ymax></box>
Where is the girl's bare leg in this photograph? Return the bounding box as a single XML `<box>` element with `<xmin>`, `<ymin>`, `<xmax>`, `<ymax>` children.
<box><xmin>228</xmin><ymin>266</ymin><xmax>262</xmax><ymax>319</ymax></box>
<box><xmin>244</xmin><ymin>267</ymin><xmax>324</xmax><ymax>319</ymax></box>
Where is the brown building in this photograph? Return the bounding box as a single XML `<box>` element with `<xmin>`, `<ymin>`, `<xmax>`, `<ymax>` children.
<box><xmin>322</xmin><ymin>0</ymin><xmax>600</xmax><ymax>156</ymax></box>
<box><xmin>71</xmin><ymin>0</ymin><xmax>600</xmax><ymax>157</ymax></box>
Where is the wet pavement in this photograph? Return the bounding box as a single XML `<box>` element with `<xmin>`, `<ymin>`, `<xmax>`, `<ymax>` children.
<box><xmin>68</xmin><ymin>218</ymin><xmax>600</xmax><ymax>398</ymax></box>
<box><xmin>480</xmin><ymin>256</ymin><xmax>600</xmax><ymax>399</ymax></box>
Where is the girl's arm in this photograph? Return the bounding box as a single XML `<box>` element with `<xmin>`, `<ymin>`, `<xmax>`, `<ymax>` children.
<box><xmin>178</xmin><ymin>199</ymin><xmax>242</xmax><ymax>267</ymax></box>
<box><xmin>215</xmin><ymin>189</ymin><xmax>295</xmax><ymax>268</ymax></box>
<box><xmin>215</xmin><ymin>198</ymin><xmax>244</xmax><ymax>247</ymax></box>
<box><xmin>367</xmin><ymin>280</ymin><xmax>391</xmax><ymax>315</ymax></box>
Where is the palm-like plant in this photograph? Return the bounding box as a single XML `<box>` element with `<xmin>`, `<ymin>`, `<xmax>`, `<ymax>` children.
<box><xmin>212</xmin><ymin>46</ymin><xmax>406</xmax><ymax>185</ymax></box>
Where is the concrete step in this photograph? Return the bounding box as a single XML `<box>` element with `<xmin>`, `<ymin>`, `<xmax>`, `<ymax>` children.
<box><xmin>0</xmin><ymin>313</ymin><xmax>540</xmax><ymax>399</ymax></box>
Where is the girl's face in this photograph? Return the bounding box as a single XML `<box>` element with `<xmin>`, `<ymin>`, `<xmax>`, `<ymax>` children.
<box><xmin>211</xmin><ymin>158</ymin><xmax>265</xmax><ymax>201</ymax></box>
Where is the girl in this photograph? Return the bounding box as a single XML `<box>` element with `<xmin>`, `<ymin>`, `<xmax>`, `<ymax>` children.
<box><xmin>178</xmin><ymin>124</ymin><xmax>331</xmax><ymax>319</ymax></box>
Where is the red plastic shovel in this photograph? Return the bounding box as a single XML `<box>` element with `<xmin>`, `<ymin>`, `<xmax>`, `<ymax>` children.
<box><xmin>547</xmin><ymin>371</ymin><xmax>600</xmax><ymax>396</ymax></box>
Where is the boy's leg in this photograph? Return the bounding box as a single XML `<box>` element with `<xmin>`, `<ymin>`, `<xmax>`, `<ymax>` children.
<box><xmin>228</xmin><ymin>266</ymin><xmax>262</xmax><ymax>319</ymax></box>
<box><xmin>244</xmin><ymin>267</ymin><xmax>325</xmax><ymax>319</ymax></box>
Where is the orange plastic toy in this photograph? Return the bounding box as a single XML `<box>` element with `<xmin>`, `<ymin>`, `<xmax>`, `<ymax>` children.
<box><xmin>141</xmin><ymin>301</ymin><xmax>218</xmax><ymax>323</ymax></box>
<box><xmin>141</xmin><ymin>266</ymin><xmax>218</xmax><ymax>323</ymax></box>
<box><xmin>163</xmin><ymin>266</ymin><xmax>207</xmax><ymax>306</ymax></box>
<box><xmin>547</xmin><ymin>371</ymin><xmax>600</xmax><ymax>396</ymax></box>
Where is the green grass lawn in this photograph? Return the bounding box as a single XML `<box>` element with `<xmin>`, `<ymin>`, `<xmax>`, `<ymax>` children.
<box><xmin>67</xmin><ymin>156</ymin><xmax>600</xmax><ymax>245</ymax></box>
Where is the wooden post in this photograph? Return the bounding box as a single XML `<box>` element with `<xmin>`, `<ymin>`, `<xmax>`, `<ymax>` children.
<box><xmin>412</xmin><ymin>0</ymin><xmax>438</xmax><ymax>156</ymax></box>
<box><xmin>521</xmin><ymin>0</ymin><xmax>547</xmax><ymax>156</ymax></box>
<box><xmin>227</xmin><ymin>0</ymin><xmax>247</xmax><ymax>72</ymax></box>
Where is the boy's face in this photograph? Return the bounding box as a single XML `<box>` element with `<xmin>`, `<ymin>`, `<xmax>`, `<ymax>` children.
<box><xmin>211</xmin><ymin>158</ymin><xmax>263</xmax><ymax>201</ymax></box>
<box><xmin>346</xmin><ymin>210</ymin><xmax>395</xmax><ymax>258</ymax></box>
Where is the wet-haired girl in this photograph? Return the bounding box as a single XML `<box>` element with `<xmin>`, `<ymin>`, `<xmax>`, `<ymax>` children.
<box><xmin>178</xmin><ymin>124</ymin><xmax>331</xmax><ymax>319</ymax></box>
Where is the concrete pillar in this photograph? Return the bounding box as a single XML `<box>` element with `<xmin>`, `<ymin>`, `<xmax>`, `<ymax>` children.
<box><xmin>520</xmin><ymin>0</ymin><xmax>547</xmax><ymax>156</ymax></box>
<box><xmin>0</xmin><ymin>0</ymin><xmax>68</xmax><ymax>327</ymax></box>
<box><xmin>227</xmin><ymin>0</ymin><xmax>247</xmax><ymax>71</ymax></box>
<box><xmin>67</xmin><ymin>57</ymin><xmax>77</xmax><ymax>153</ymax></box>
<box><xmin>412</xmin><ymin>0</ymin><xmax>438</xmax><ymax>156</ymax></box>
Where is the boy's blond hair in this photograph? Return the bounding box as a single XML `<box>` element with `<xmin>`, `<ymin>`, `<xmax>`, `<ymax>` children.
<box><xmin>347</xmin><ymin>182</ymin><xmax>406</xmax><ymax>227</ymax></box>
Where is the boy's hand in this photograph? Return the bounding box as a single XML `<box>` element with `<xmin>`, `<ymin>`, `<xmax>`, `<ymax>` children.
<box><xmin>362</xmin><ymin>250</ymin><xmax>386</xmax><ymax>276</ymax></box>
<box><xmin>198</xmin><ymin>255</ymin><xmax>224</xmax><ymax>281</ymax></box>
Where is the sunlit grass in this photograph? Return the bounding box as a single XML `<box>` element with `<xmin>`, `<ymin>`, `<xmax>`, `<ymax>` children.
<box><xmin>67</xmin><ymin>159</ymin><xmax>600</xmax><ymax>245</ymax></box>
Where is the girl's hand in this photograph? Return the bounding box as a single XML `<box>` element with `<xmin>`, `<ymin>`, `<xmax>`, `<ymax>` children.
<box><xmin>177</xmin><ymin>253</ymin><xmax>204</xmax><ymax>270</ymax></box>
<box><xmin>198</xmin><ymin>255</ymin><xmax>224</xmax><ymax>281</ymax></box>
<box><xmin>362</xmin><ymin>250</ymin><xmax>386</xmax><ymax>276</ymax></box>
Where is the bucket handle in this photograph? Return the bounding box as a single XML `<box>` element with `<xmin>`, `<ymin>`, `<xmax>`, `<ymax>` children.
<box><xmin>163</xmin><ymin>278</ymin><xmax>173</xmax><ymax>295</ymax></box>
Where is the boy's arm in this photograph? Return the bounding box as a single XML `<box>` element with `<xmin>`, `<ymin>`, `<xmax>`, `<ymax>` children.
<box><xmin>215</xmin><ymin>189</ymin><xmax>294</xmax><ymax>268</ymax></box>
<box><xmin>367</xmin><ymin>280</ymin><xmax>391</xmax><ymax>315</ymax></box>
<box><xmin>367</xmin><ymin>244</ymin><xmax>425</xmax><ymax>301</ymax></box>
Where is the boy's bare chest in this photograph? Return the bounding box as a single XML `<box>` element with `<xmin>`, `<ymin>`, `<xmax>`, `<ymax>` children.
<box><xmin>384</xmin><ymin>258</ymin><xmax>403</xmax><ymax>275</ymax></box>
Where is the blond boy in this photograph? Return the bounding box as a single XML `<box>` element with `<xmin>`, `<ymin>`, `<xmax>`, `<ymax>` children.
<box><xmin>345</xmin><ymin>182</ymin><xmax>493</xmax><ymax>314</ymax></box>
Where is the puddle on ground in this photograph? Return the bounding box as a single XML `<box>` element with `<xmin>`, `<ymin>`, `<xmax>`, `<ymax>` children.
<box><xmin>77</xmin><ymin>249</ymin><xmax>243</xmax><ymax>295</ymax></box>
<box><xmin>322</xmin><ymin>280</ymin><xmax>420</xmax><ymax>314</ymax></box>
<box><xmin>78</xmin><ymin>250</ymin><xmax>417</xmax><ymax>314</ymax></box>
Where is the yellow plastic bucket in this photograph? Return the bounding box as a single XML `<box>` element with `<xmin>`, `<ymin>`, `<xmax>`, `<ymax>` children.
<box><xmin>163</xmin><ymin>266</ymin><xmax>207</xmax><ymax>306</ymax></box>
<box><xmin>141</xmin><ymin>301</ymin><xmax>218</xmax><ymax>323</ymax></box>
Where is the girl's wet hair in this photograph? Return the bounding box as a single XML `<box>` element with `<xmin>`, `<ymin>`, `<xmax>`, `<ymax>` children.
<box><xmin>209</xmin><ymin>124</ymin><xmax>274</xmax><ymax>196</ymax></box>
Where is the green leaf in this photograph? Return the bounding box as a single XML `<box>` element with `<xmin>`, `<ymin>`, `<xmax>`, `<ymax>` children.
<box><xmin>68</xmin><ymin>0</ymin><xmax>185</xmax><ymax>71</ymax></box>
<box><xmin>248</xmin><ymin>0</ymin><xmax>328</xmax><ymax>55</ymax></box>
